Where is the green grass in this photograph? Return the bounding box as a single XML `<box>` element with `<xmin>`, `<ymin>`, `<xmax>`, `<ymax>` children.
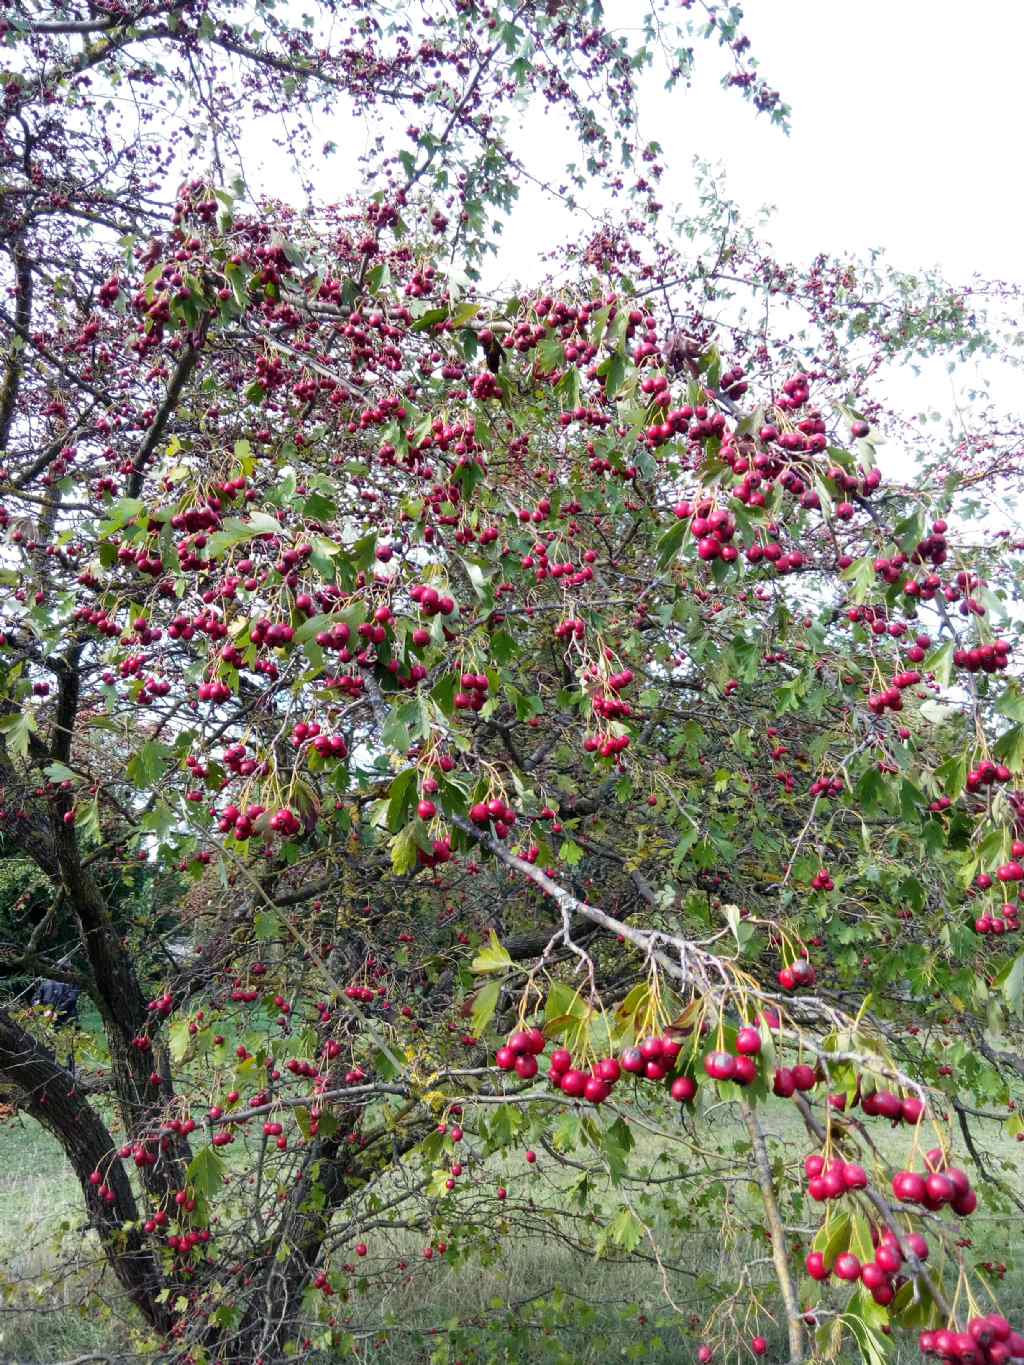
<box><xmin>311</xmin><ymin>1104</ymin><xmax>1024</xmax><ymax>1365</ymax></box>
<box><xmin>3</xmin><ymin>1027</ymin><xmax>1024</xmax><ymax>1363</ymax></box>
<box><xmin>0</xmin><ymin>1109</ymin><xmax>127</xmax><ymax>1363</ymax></box>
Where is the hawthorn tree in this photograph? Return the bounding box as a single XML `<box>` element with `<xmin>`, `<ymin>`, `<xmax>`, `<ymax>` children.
<box><xmin>2</xmin><ymin>2</ymin><xmax>1024</xmax><ymax>1362</ymax></box>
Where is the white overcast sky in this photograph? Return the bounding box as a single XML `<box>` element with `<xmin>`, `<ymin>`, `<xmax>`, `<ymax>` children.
<box><xmin>240</xmin><ymin>1</ymin><xmax>1022</xmax><ymax>438</ymax></box>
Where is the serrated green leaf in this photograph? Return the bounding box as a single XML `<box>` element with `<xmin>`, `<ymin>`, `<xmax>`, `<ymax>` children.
<box><xmin>471</xmin><ymin>930</ymin><xmax>513</xmax><ymax>974</ymax></box>
<box><xmin>187</xmin><ymin>1146</ymin><xmax>225</xmax><ymax>1199</ymax></box>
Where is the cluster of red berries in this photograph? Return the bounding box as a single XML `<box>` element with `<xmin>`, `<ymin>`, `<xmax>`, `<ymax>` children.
<box><xmin>268</xmin><ymin>807</ymin><xmax>301</xmax><ymax>836</ymax></box>
<box><xmin>621</xmin><ymin>1033</ymin><xmax>683</xmax><ymax>1081</ymax></box>
<box><xmin>777</xmin><ymin>958</ymin><xmax>816</xmax><ymax>991</ymax></box>
<box><xmin>807</xmin><ymin>1228</ymin><xmax>927</xmax><ymax>1307</ymax></box>
<box><xmin>995</xmin><ymin>856</ymin><xmax>1024</xmax><ymax>882</ymax></box>
<box><xmin>344</xmin><ymin>984</ymin><xmax>378</xmax><ymax>1002</ymax></box>
<box><xmin>495</xmin><ymin>1027</ymin><xmax>547</xmax><ymax>1080</ymax></box>
<box><xmin>771</xmin><ymin>1063</ymin><xmax>819</xmax><ymax>1096</ymax></box>
<box><xmin>166</xmin><ymin>1227</ymin><xmax>210</xmax><ymax>1255</ymax></box>
<box><xmin>87</xmin><ymin>1169</ymin><xmax>119</xmax><ymax>1203</ymax></box>
<box><xmin>955</xmin><ymin>641</ymin><xmax>1011</xmax><ymax>675</ymax></box>
<box><xmin>673</xmin><ymin>501</ymin><xmax>741</xmax><ymax>564</ymax></box>
<box><xmin>592</xmin><ymin>692</ymin><xmax>633</xmax><ymax>721</ymax></box>
<box><xmin>198</xmin><ymin>679</ymin><xmax>232</xmax><ymax>703</ymax></box>
<box><xmin>593</xmin><ymin>669</ymin><xmax>634</xmax><ymax>721</ymax></box>
<box><xmin>811</xmin><ymin>867</ymin><xmax>834</xmax><ymax>891</ymax></box>
<box><xmin>496</xmin><ymin>1031</ymin><xmax>703</xmax><ymax>1108</ymax></box>
<box><xmin>454</xmin><ymin>672</ymin><xmax>489</xmax><ymax>710</ymax></box>
<box><xmin>416</xmin><ymin>834</ymin><xmax>453</xmax><ymax>867</ymax></box>
<box><xmin>410</xmin><ymin>582</ymin><xmax>456</xmax><ymax>616</ymax></box>
<box><xmin>804</xmin><ymin>1152</ymin><xmax>868</xmax><ymax>1201</ymax></box>
<box><xmin>974</xmin><ymin>906</ymin><xmax>1020</xmax><ymax>936</ymax></box>
<box><xmin>809</xmin><ymin>776</ymin><xmax>845</xmax><ymax>797</ymax></box>
<box><xmin>222</xmin><ymin>742</ymin><xmax>262</xmax><ymax>777</ymax></box>
<box><xmin>892</xmin><ymin>1149</ymin><xmax>977</xmax><ymax>1215</ymax></box>
<box><xmin>860</xmin><ymin>1089</ymin><xmax>925</xmax><ymax>1123</ymax></box>
<box><xmin>920</xmin><ymin>1316</ymin><xmax>1024</xmax><ymax>1362</ymax></box>
<box><xmin>217</xmin><ymin>802</ymin><xmax>266</xmax><ymax>839</ymax></box>
<box><xmin>867</xmin><ymin>672</ymin><xmax>919</xmax><ymax>714</ymax></box>
<box><xmin>469</xmin><ymin>795</ymin><xmax>517</xmax><ymax>839</ymax></box>
<box><xmin>703</xmin><ymin>1049</ymin><xmax>757</xmax><ymax>1085</ymax></box>
<box><xmin>291</xmin><ymin>721</ymin><xmax>349</xmax><ymax>759</ymax></box>
<box><xmin>966</xmin><ymin>760</ymin><xmax>1013</xmax><ymax>793</ymax></box>
<box><xmin>549</xmin><ymin>1048</ymin><xmax>622</xmax><ymax>1103</ymax></box>
<box><xmin>249</xmin><ymin>620</ymin><xmax>296</xmax><ymax>647</ymax></box>
<box><xmin>582</xmin><ymin>731</ymin><xmax>630</xmax><ymax>757</ymax></box>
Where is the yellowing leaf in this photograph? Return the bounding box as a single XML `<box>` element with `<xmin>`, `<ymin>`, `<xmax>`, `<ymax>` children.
<box><xmin>470</xmin><ymin>930</ymin><xmax>512</xmax><ymax>974</ymax></box>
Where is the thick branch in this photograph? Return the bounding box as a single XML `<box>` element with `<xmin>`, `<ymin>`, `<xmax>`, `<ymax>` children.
<box><xmin>0</xmin><ymin>1005</ymin><xmax>168</xmax><ymax>1328</ymax></box>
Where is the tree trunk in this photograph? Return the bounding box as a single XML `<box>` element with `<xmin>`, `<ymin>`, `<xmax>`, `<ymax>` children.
<box><xmin>0</xmin><ymin>1006</ymin><xmax>170</xmax><ymax>1331</ymax></box>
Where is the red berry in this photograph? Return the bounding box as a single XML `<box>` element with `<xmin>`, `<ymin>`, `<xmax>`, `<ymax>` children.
<box><xmin>892</xmin><ymin>1170</ymin><xmax>927</xmax><ymax>1203</ymax></box>
<box><xmin>833</xmin><ymin>1252</ymin><xmax>862</xmax><ymax>1282</ymax></box>
<box><xmin>735</xmin><ymin>1026</ymin><xmax>762</xmax><ymax>1055</ymax></box>
<box><xmin>671</xmin><ymin>1075</ymin><xmax>697</xmax><ymax>1102</ymax></box>
<box><xmin>703</xmin><ymin>1051</ymin><xmax>736</xmax><ymax>1081</ymax></box>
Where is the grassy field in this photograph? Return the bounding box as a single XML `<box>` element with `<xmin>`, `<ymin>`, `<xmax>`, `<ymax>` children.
<box><xmin>3</xmin><ymin>1027</ymin><xmax>1024</xmax><ymax>1364</ymax></box>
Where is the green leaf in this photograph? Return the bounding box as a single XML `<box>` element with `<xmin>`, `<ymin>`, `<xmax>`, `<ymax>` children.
<box><xmin>558</xmin><ymin>839</ymin><xmax>584</xmax><ymax>866</ymax></box>
<box><xmin>849</xmin><ymin>1212</ymin><xmax>875</xmax><ymax>1263</ymax></box>
<box><xmin>924</xmin><ymin>641</ymin><xmax>954</xmax><ymax>687</ymax></box>
<box><xmin>187</xmin><ymin>1146</ymin><xmax>226</xmax><ymax>1199</ymax></box>
<box><xmin>856</xmin><ymin>1286</ymin><xmax>891</xmax><ymax>1332</ymax></box>
<box><xmin>386</xmin><ymin>767</ymin><xmax>418</xmax><ymax>833</ymax></box>
<box><xmin>126</xmin><ymin>739</ymin><xmax>173</xmax><ymax>787</ymax></box>
<box><xmin>97</xmin><ymin>497</ymin><xmax>144</xmax><ymax>538</ymax></box>
<box><xmin>605</xmin><ymin>1205</ymin><xmax>645</xmax><ymax>1254</ymax></box>
<box><xmin>471</xmin><ymin>979</ymin><xmax>501</xmax><ymax>1037</ymax></box>
<box><xmin>994</xmin><ymin>725</ymin><xmax>1024</xmax><ymax>773</ymax></box>
<box><xmin>812</xmin><ymin>1210</ymin><xmax>850</xmax><ymax>1270</ymax></box>
<box><xmin>293</xmin><ymin>612</ymin><xmax>336</xmax><ymax>645</ymax></box>
<box><xmin>470</xmin><ymin>930</ymin><xmax>513</xmax><ymax>974</ymax></box>
<box><xmin>254</xmin><ymin>910</ymin><xmax>279</xmax><ymax>941</ymax></box>
<box><xmin>169</xmin><ymin>1017</ymin><xmax>192</xmax><ymax>1064</ymax></box>
<box><xmin>602</xmin><ymin>350</ymin><xmax>627</xmax><ymax>400</ymax></box>
<box><xmin>0</xmin><ymin>710</ymin><xmax>38</xmax><ymax>760</ymax></box>
<box><xmin>841</xmin><ymin>556</ymin><xmax>876</xmax><ymax>605</ymax></box>
<box><xmin>996</xmin><ymin>684</ymin><xmax>1024</xmax><ymax>723</ymax></box>
<box><xmin>846</xmin><ymin>1309</ymin><xmax>891</xmax><ymax>1365</ymax></box>
<box><xmin>43</xmin><ymin>761</ymin><xmax>76</xmax><ymax>782</ymax></box>
<box><xmin>390</xmin><ymin>826</ymin><xmax>419</xmax><ymax>876</ymax></box>
<box><xmin>655</xmin><ymin>519</ymin><xmax>687</xmax><ymax>569</ymax></box>
<box><xmin>935</xmin><ymin>752</ymin><xmax>967</xmax><ymax>799</ymax></box>
<box><xmin>486</xmin><ymin>1103</ymin><xmax>524</xmax><ymax>1149</ymax></box>
<box><xmin>1000</xmin><ymin>952</ymin><xmax>1024</xmax><ymax>1014</ymax></box>
<box><xmin>892</xmin><ymin>1278</ymin><xmax>937</xmax><ymax>1330</ymax></box>
<box><xmin>545</xmin><ymin>981</ymin><xmax>585</xmax><ymax>1024</ymax></box>
<box><xmin>205</xmin><ymin>512</ymin><xmax>282</xmax><ymax>559</ymax></box>
<box><xmin>555</xmin><ymin>366</ymin><xmax>582</xmax><ymax>411</ymax></box>
<box><xmin>456</xmin><ymin>555</ymin><xmax>490</xmax><ymax>599</ymax></box>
